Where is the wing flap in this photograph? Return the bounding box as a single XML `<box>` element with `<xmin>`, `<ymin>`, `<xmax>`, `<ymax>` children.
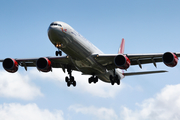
<box><xmin>130</xmin><ymin>57</ymin><xmax>162</xmax><ymax>65</ymax></box>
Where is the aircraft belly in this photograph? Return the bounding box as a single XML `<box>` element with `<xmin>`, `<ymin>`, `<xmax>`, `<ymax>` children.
<box><xmin>61</xmin><ymin>41</ymin><xmax>90</xmax><ymax>60</ymax></box>
<box><xmin>98</xmin><ymin>74</ymin><xmax>111</xmax><ymax>83</ymax></box>
<box><xmin>71</xmin><ymin>54</ymin><xmax>124</xmax><ymax>83</ymax></box>
<box><xmin>72</xmin><ymin>55</ymin><xmax>105</xmax><ymax>74</ymax></box>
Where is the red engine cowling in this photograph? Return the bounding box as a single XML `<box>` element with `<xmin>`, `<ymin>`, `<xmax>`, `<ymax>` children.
<box><xmin>3</xmin><ymin>58</ymin><xmax>18</xmax><ymax>73</ymax></box>
<box><xmin>114</xmin><ymin>54</ymin><xmax>131</xmax><ymax>69</ymax></box>
<box><xmin>36</xmin><ymin>57</ymin><xmax>52</xmax><ymax>72</ymax></box>
<box><xmin>162</xmin><ymin>52</ymin><xmax>178</xmax><ymax>67</ymax></box>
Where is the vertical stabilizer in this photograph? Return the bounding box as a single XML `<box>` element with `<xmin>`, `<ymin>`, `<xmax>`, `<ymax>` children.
<box><xmin>118</xmin><ymin>38</ymin><xmax>125</xmax><ymax>54</ymax></box>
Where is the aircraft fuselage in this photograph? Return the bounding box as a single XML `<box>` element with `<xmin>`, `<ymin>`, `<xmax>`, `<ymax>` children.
<box><xmin>48</xmin><ymin>21</ymin><xmax>124</xmax><ymax>83</ymax></box>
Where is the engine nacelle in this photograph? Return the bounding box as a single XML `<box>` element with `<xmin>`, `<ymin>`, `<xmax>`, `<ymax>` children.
<box><xmin>114</xmin><ymin>54</ymin><xmax>131</xmax><ymax>69</ymax></box>
<box><xmin>162</xmin><ymin>52</ymin><xmax>178</xmax><ymax>67</ymax></box>
<box><xmin>36</xmin><ymin>57</ymin><xmax>52</xmax><ymax>72</ymax></box>
<box><xmin>3</xmin><ymin>58</ymin><xmax>18</xmax><ymax>73</ymax></box>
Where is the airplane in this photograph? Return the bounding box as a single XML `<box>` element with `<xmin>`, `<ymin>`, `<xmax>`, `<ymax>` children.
<box><xmin>0</xmin><ymin>21</ymin><xmax>180</xmax><ymax>87</ymax></box>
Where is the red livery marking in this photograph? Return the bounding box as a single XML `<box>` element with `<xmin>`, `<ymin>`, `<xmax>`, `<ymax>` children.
<box><xmin>61</xmin><ymin>28</ymin><xmax>67</xmax><ymax>33</ymax></box>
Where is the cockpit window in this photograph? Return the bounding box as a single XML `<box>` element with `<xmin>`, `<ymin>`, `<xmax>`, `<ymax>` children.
<box><xmin>50</xmin><ymin>23</ymin><xmax>62</xmax><ymax>27</ymax></box>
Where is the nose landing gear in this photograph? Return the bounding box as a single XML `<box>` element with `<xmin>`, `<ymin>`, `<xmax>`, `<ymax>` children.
<box><xmin>55</xmin><ymin>50</ymin><xmax>62</xmax><ymax>56</ymax></box>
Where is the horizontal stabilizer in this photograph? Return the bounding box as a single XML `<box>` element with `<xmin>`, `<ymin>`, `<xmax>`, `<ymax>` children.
<box><xmin>124</xmin><ymin>70</ymin><xmax>167</xmax><ymax>76</ymax></box>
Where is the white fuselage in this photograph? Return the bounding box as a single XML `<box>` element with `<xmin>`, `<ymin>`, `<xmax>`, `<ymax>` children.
<box><xmin>48</xmin><ymin>21</ymin><xmax>124</xmax><ymax>83</ymax></box>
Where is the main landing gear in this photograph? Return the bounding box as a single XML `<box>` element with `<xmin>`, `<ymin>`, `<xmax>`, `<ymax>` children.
<box><xmin>65</xmin><ymin>67</ymin><xmax>76</xmax><ymax>87</ymax></box>
<box><xmin>109</xmin><ymin>69</ymin><xmax>120</xmax><ymax>85</ymax></box>
<box><xmin>88</xmin><ymin>75</ymin><xmax>98</xmax><ymax>84</ymax></box>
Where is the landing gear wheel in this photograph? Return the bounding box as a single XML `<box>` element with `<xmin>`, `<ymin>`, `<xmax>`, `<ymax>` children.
<box><xmin>109</xmin><ymin>75</ymin><xmax>114</xmax><ymax>85</ymax></box>
<box><xmin>110</xmin><ymin>79</ymin><xmax>115</xmax><ymax>85</ymax></box>
<box><xmin>88</xmin><ymin>78</ymin><xmax>92</xmax><ymax>84</ymax></box>
<box><xmin>88</xmin><ymin>75</ymin><xmax>98</xmax><ymax>84</ymax></box>
<box><xmin>115</xmin><ymin>75</ymin><xmax>120</xmax><ymax>85</ymax></box>
<box><xmin>65</xmin><ymin>77</ymin><xmax>68</xmax><ymax>82</ymax></box>
<box><xmin>55</xmin><ymin>51</ymin><xmax>62</xmax><ymax>56</ymax></box>
<box><xmin>67</xmin><ymin>82</ymin><xmax>71</xmax><ymax>87</ymax></box>
<box><xmin>94</xmin><ymin>76</ymin><xmax>98</xmax><ymax>83</ymax></box>
<box><xmin>109</xmin><ymin>75</ymin><xmax>113</xmax><ymax>81</ymax></box>
<box><xmin>55</xmin><ymin>51</ymin><xmax>58</xmax><ymax>56</ymax></box>
<box><xmin>116</xmin><ymin>79</ymin><xmax>120</xmax><ymax>85</ymax></box>
<box><xmin>73</xmin><ymin>81</ymin><xmax>76</xmax><ymax>87</ymax></box>
<box><xmin>59</xmin><ymin>51</ymin><xmax>62</xmax><ymax>56</ymax></box>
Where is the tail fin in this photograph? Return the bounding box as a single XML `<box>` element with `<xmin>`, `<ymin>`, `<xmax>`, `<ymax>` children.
<box><xmin>118</xmin><ymin>38</ymin><xmax>125</xmax><ymax>54</ymax></box>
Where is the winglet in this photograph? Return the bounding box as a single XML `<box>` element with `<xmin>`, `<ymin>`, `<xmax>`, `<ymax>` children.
<box><xmin>118</xmin><ymin>38</ymin><xmax>125</xmax><ymax>54</ymax></box>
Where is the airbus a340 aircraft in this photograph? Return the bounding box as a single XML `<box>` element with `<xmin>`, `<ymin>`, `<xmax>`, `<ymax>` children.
<box><xmin>1</xmin><ymin>21</ymin><xmax>180</xmax><ymax>87</ymax></box>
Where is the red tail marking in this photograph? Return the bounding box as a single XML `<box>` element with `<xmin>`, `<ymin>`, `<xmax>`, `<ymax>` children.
<box><xmin>118</xmin><ymin>38</ymin><xmax>125</xmax><ymax>54</ymax></box>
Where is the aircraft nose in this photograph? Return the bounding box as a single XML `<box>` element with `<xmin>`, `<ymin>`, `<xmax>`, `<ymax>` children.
<box><xmin>48</xmin><ymin>23</ymin><xmax>56</xmax><ymax>31</ymax></box>
<box><xmin>48</xmin><ymin>22</ymin><xmax>64</xmax><ymax>33</ymax></box>
<box><xmin>48</xmin><ymin>23</ymin><xmax>60</xmax><ymax>35</ymax></box>
<box><xmin>48</xmin><ymin>22</ymin><xmax>65</xmax><ymax>42</ymax></box>
<box><xmin>48</xmin><ymin>25</ymin><xmax>54</xmax><ymax>33</ymax></box>
<box><xmin>48</xmin><ymin>26</ymin><xmax>60</xmax><ymax>40</ymax></box>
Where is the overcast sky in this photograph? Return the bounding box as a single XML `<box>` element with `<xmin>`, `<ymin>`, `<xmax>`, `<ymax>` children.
<box><xmin>0</xmin><ymin>0</ymin><xmax>180</xmax><ymax>120</ymax></box>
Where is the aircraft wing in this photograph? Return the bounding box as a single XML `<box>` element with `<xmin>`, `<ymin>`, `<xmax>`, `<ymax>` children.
<box><xmin>93</xmin><ymin>52</ymin><xmax>180</xmax><ymax>69</ymax></box>
<box><xmin>0</xmin><ymin>56</ymin><xmax>77</xmax><ymax>72</ymax></box>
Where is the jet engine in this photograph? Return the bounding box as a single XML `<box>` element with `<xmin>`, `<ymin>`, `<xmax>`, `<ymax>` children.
<box><xmin>162</xmin><ymin>52</ymin><xmax>178</xmax><ymax>67</ymax></box>
<box><xmin>36</xmin><ymin>57</ymin><xmax>52</xmax><ymax>72</ymax></box>
<box><xmin>3</xmin><ymin>58</ymin><xmax>18</xmax><ymax>73</ymax></box>
<box><xmin>114</xmin><ymin>54</ymin><xmax>131</xmax><ymax>69</ymax></box>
